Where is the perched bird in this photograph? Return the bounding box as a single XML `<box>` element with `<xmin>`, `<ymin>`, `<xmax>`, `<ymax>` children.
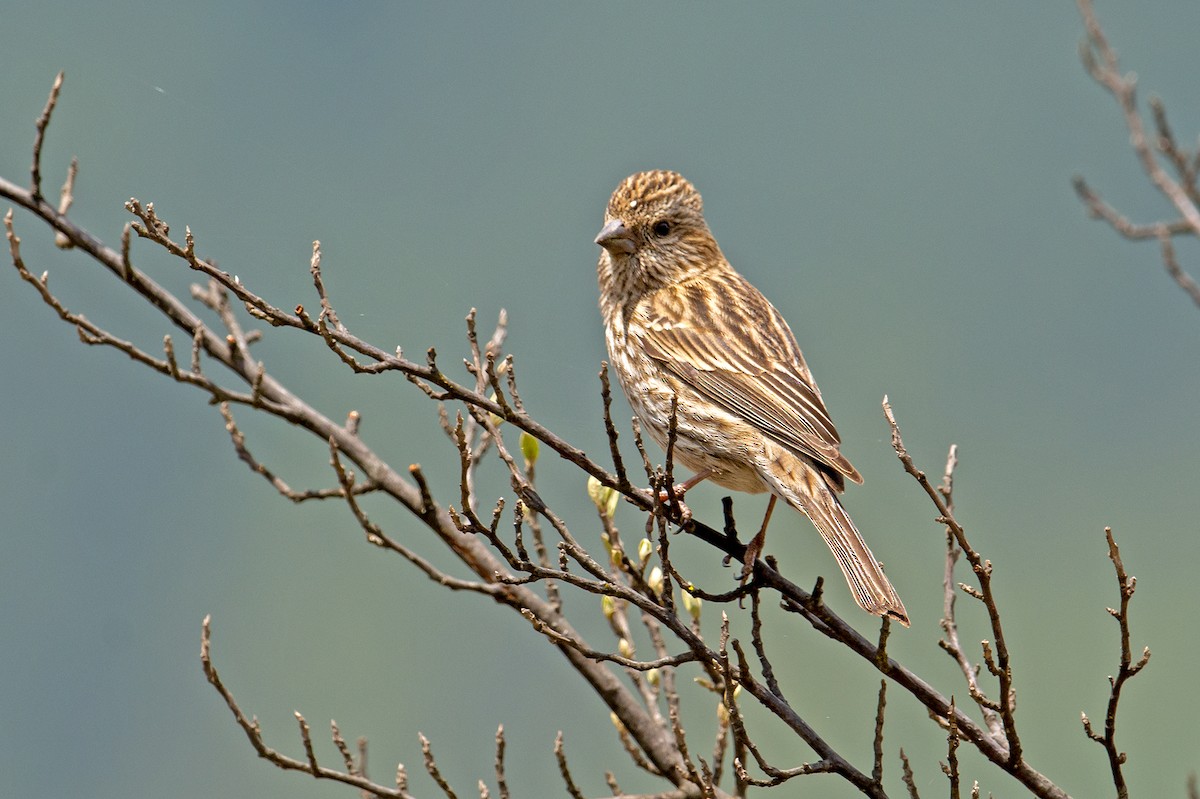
<box><xmin>594</xmin><ymin>170</ymin><xmax>908</xmax><ymax>626</ymax></box>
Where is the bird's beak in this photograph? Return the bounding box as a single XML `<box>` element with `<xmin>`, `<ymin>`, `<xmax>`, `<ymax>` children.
<box><xmin>595</xmin><ymin>219</ymin><xmax>636</xmax><ymax>255</ymax></box>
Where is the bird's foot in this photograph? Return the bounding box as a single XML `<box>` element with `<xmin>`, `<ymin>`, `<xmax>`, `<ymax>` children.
<box><xmin>738</xmin><ymin>533</ymin><xmax>764</xmax><ymax>584</ymax></box>
<box><xmin>657</xmin><ymin>484</ymin><xmax>695</xmax><ymax>521</ymax></box>
<box><xmin>737</xmin><ymin>496</ymin><xmax>775</xmax><ymax>584</ymax></box>
<box><xmin>655</xmin><ymin>469</ymin><xmax>718</xmax><ymax>522</ymax></box>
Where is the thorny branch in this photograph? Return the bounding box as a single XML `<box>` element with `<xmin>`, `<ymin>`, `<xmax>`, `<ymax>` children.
<box><xmin>0</xmin><ymin>56</ymin><xmax>1162</xmax><ymax>798</ymax></box>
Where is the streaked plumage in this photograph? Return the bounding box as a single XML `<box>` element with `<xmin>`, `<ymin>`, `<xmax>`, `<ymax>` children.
<box><xmin>595</xmin><ymin>170</ymin><xmax>908</xmax><ymax>626</ymax></box>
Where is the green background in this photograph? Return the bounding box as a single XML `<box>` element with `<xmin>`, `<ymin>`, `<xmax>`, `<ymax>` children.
<box><xmin>2</xmin><ymin>3</ymin><xmax>1198</xmax><ymax>797</ymax></box>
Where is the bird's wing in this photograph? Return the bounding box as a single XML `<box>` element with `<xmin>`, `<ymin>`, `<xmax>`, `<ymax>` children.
<box><xmin>636</xmin><ymin>275</ymin><xmax>862</xmax><ymax>485</ymax></box>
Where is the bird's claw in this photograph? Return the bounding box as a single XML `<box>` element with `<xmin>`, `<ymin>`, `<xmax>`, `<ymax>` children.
<box><xmin>738</xmin><ymin>530</ymin><xmax>765</xmax><ymax>584</ymax></box>
<box><xmin>657</xmin><ymin>485</ymin><xmax>693</xmax><ymax>521</ymax></box>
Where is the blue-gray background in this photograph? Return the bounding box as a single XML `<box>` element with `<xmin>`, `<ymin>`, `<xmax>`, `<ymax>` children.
<box><xmin>2</xmin><ymin>3</ymin><xmax>1197</xmax><ymax>797</ymax></box>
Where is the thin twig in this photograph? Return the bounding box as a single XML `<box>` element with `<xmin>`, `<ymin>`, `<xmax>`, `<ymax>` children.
<box><xmin>493</xmin><ymin>725</ymin><xmax>509</xmax><ymax>799</ymax></box>
<box><xmin>900</xmin><ymin>749</ymin><xmax>921</xmax><ymax>799</ymax></box>
<box><xmin>872</xmin><ymin>680</ymin><xmax>887</xmax><ymax>788</ymax></box>
<box><xmin>554</xmin><ymin>732</ymin><xmax>586</xmax><ymax>799</ymax></box>
<box><xmin>519</xmin><ymin>608</ymin><xmax>697</xmax><ymax>671</ymax></box>
<box><xmin>420</xmin><ymin>734</ymin><xmax>458</xmax><ymax>799</ymax></box>
<box><xmin>200</xmin><ymin>616</ymin><xmax>411</xmax><ymax>798</ymax></box>
<box><xmin>935</xmin><ymin>445</ymin><xmax>1003</xmax><ymax>733</ymax></box>
<box><xmin>885</xmin><ymin>396</ymin><xmax>1019</xmax><ymax>763</ymax></box>
<box><xmin>54</xmin><ymin>156</ymin><xmax>78</xmax><ymax>249</ymax></box>
<box><xmin>600</xmin><ymin>363</ymin><xmax>632</xmax><ymax>492</ymax></box>
<box><xmin>942</xmin><ymin>697</ymin><xmax>961</xmax><ymax>799</ymax></box>
<box><xmin>31</xmin><ymin>71</ymin><xmax>65</xmax><ymax>203</ymax></box>
<box><xmin>1075</xmin><ymin>0</ymin><xmax>1200</xmax><ymax>307</ymax></box>
<box><xmin>1077</xmin><ymin>0</ymin><xmax>1200</xmax><ymax>237</ymax></box>
<box><xmin>1081</xmin><ymin>528</ymin><xmax>1150</xmax><ymax>799</ymax></box>
<box><xmin>219</xmin><ymin>402</ymin><xmax>380</xmax><ymax>503</ymax></box>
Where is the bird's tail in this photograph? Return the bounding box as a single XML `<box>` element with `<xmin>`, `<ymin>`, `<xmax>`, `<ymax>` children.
<box><xmin>762</xmin><ymin>453</ymin><xmax>909</xmax><ymax>626</ymax></box>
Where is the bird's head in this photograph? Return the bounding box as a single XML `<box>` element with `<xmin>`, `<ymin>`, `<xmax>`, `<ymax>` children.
<box><xmin>595</xmin><ymin>170</ymin><xmax>723</xmax><ymax>296</ymax></box>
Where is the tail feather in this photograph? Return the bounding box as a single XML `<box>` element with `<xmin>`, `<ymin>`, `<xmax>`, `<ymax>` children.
<box><xmin>760</xmin><ymin>451</ymin><xmax>909</xmax><ymax>626</ymax></box>
<box><xmin>801</xmin><ymin>488</ymin><xmax>908</xmax><ymax>626</ymax></box>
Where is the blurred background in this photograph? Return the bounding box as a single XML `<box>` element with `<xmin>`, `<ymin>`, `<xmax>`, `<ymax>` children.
<box><xmin>2</xmin><ymin>3</ymin><xmax>1198</xmax><ymax>797</ymax></box>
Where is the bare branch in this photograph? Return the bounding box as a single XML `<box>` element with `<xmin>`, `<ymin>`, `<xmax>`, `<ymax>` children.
<box><xmin>519</xmin><ymin>608</ymin><xmax>697</xmax><ymax>671</ymax></box>
<box><xmin>219</xmin><ymin>402</ymin><xmax>380</xmax><ymax>503</ymax></box>
<box><xmin>941</xmin><ymin>697</ymin><xmax>961</xmax><ymax>799</ymax></box>
<box><xmin>0</xmin><ymin>72</ymin><xmax>1124</xmax><ymax>799</ymax></box>
<box><xmin>1081</xmin><ymin>528</ymin><xmax>1151</xmax><ymax>799</ymax></box>
<box><xmin>884</xmin><ymin>397</ymin><xmax>1021</xmax><ymax>764</ymax></box>
<box><xmin>54</xmin><ymin>155</ymin><xmax>78</xmax><ymax>249</ymax></box>
<box><xmin>31</xmin><ymin>71</ymin><xmax>64</xmax><ymax>203</ymax></box>
<box><xmin>200</xmin><ymin>616</ymin><xmax>411</xmax><ymax>798</ymax></box>
<box><xmin>554</xmin><ymin>732</ymin><xmax>586</xmax><ymax>799</ymax></box>
<box><xmin>935</xmin><ymin>445</ymin><xmax>1004</xmax><ymax>734</ymax></box>
<box><xmin>872</xmin><ymin>680</ymin><xmax>887</xmax><ymax>787</ymax></box>
<box><xmin>1077</xmin><ymin>0</ymin><xmax>1200</xmax><ymax>237</ymax></box>
<box><xmin>330</xmin><ymin>720</ymin><xmax>356</xmax><ymax>775</ymax></box>
<box><xmin>900</xmin><ymin>749</ymin><xmax>921</xmax><ymax>799</ymax></box>
<box><xmin>1075</xmin><ymin>0</ymin><xmax>1200</xmax><ymax>307</ymax></box>
<box><xmin>493</xmin><ymin>725</ymin><xmax>509</xmax><ymax>799</ymax></box>
<box><xmin>5</xmin><ymin>158</ymin><xmax>1078</xmax><ymax>795</ymax></box>
<box><xmin>1157</xmin><ymin>230</ymin><xmax>1200</xmax><ymax>309</ymax></box>
<box><xmin>600</xmin><ymin>363</ymin><xmax>633</xmax><ymax>493</ymax></box>
<box><xmin>421</xmin><ymin>733</ymin><xmax>458</xmax><ymax>799</ymax></box>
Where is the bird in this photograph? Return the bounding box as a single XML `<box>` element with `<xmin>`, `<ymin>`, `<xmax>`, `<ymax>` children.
<box><xmin>594</xmin><ymin>170</ymin><xmax>908</xmax><ymax>626</ymax></box>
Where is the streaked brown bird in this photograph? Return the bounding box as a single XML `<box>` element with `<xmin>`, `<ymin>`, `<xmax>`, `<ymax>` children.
<box><xmin>594</xmin><ymin>170</ymin><xmax>908</xmax><ymax>626</ymax></box>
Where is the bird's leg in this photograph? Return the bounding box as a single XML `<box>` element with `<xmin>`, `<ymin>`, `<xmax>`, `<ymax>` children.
<box><xmin>740</xmin><ymin>494</ymin><xmax>777</xmax><ymax>582</ymax></box>
<box><xmin>658</xmin><ymin>468</ymin><xmax>716</xmax><ymax>521</ymax></box>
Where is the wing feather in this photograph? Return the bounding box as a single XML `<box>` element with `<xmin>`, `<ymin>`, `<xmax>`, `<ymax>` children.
<box><xmin>637</xmin><ymin>275</ymin><xmax>862</xmax><ymax>485</ymax></box>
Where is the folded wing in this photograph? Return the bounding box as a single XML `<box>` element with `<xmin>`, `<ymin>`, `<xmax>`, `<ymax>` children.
<box><xmin>637</xmin><ymin>276</ymin><xmax>862</xmax><ymax>487</ymax></box>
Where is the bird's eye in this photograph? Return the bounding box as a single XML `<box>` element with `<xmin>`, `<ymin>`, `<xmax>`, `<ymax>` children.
<box><xmin>652</xmin><ymin>220</ymin><xmax>671</xmax><ymax>237</ymax></box>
